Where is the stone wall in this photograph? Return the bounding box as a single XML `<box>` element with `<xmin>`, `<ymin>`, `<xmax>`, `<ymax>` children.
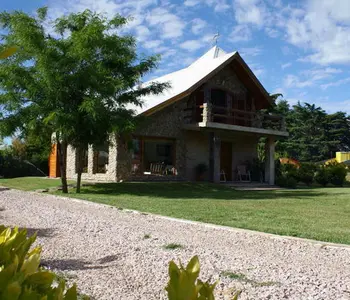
<box><xmin>208</xmin><ymin>65</ymin><xmax>247</xmax><ymax>96</ymax></box>
<box><xmin>133</xmin><ymin>97</ymin><xmax>189</xmax><ymax>179</ymax></box>
<box><xmin>66</xmin><ymin>135</ymin><xmax>118</xmax><ymax>182</ymax></box>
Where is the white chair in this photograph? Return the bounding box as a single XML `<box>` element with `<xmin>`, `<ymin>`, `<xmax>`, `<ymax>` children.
<box><xmin>220</xmin><ymin>170</ymin><xmax>227</xmax><ymax>182</ymax></box>
<box><xmin>237</xmin><ymin>165</ymin><xmax>251</xmax><ymax>182</ymax></box>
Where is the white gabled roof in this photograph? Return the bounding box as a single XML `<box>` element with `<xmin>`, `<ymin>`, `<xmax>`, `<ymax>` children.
<box><xmin>133</xmin><ymin>46</ymin><xmax>237</xmax><ymax>115</ymax></box>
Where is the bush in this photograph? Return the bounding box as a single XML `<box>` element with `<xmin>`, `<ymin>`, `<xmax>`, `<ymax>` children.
<box><xmin>315</xmin><ymin>165</ymin><xmax>330</xmax><ymax>187</ymax></box>
<box><xmin>297</xmin><ymin>163</ymin><xmax>316</xmax><ymax>186</ymax></box>
<box><xmin>327</xmin><ymin>162</ymin><xmax>348</xmax><ymax>187</ymax></box>
<box><xmin>276</xmin><ymin>163</ymin><xmax>298</xmax><ymax>188</ymax></box>
<box><xmin>0</xmin><ymin>225</ymin><xmax>82</xmax><ymax>300</ymax></box>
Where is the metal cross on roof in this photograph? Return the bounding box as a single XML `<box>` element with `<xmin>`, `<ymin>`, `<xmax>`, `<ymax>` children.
<box><xmin>212</xmin><ymin>32</ymin><xmax>220</xmax><ymax>45</ymax></box>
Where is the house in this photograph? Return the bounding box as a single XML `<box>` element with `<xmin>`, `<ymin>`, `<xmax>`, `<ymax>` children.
<box><xmin>49</xmin><ymin>46</ymin><xmax>288</xmax><ymax>184</ymax></box>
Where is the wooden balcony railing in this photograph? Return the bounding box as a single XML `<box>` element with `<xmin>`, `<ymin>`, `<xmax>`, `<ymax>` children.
<box><xmin>184</xmin><ymin>103</ymin><xmax>286</xmax><ymax>132</ymax></box>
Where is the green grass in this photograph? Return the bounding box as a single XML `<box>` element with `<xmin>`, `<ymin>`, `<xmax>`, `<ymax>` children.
<box><xmin>143</xmin><ymin>234</ymin><xmax>151</xmax><ymax>239</ymax></box>
<box><xmin>163</xmin><ymin>243</ymin><xmax>184</xmax><ymax>250</ymax></box>
<box><xmin>0</xmin><ymin>177</ymin><xmax>68</xmax><ymax>191</ymax></box>
<box><xmin>1</xmin><ymin>177</ymin><xmax>350</xmax><ymax>244</ymax></box>
<box><xmin>221</xmin><ymin>271</ymin><xmax>279</xmax><ymax>287</ymax></box>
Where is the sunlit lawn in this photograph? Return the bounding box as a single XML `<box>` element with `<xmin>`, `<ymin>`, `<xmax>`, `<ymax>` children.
<box><xmin>1</xmin><ymin>177</ymin><xmax>350</xmax><ymax>244</ymax></box>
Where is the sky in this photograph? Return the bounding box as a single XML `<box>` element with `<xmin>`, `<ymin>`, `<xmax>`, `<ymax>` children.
<box><xmin>1</xmin><ymin>0</ymin><xmax>350</xmax><ymax>116</ymax></box>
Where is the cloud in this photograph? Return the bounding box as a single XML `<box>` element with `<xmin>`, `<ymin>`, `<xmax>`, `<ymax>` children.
<box><xmin>281</xmin><ymin>62</ymin><xmax>292</xmax><ymax>69</ymax></box>
<box><xmin>143</xmin><ymin>39</ymin><xmax>163</xmax><ymax>49</ymax></box>
<box><xmin>146</xmin><ymin>7</ymin><xmax>186</xmax><ymax>38</ymax></box>
<box><xmin>240</xmin><ymin>47</ymin><xmax>262</xmax><ymax>57</ymax></box>
<box><xmin>134</xmin><ymin>25</ymin><xmax>151</xmax><ymax>42</ymax></box>
<box><xmin>284</xmin><ymin>0</ymin><xmax>350</xmax><ymax>65</ymax></box>
<box><xmin>191</xmin><ymin>18</ymin><xmax>207</xmax><ymax>35</ymax></box>
<box><xmin>183</xmin><ymin>0</ymin><xmax>201</xmax><ymax>7</ymax></box>
<box><xmin>321</xmin><ymin>77</ymin><xmax>350</xmax><ymax>90</ymax></box>
<box><xmin>265</xmin><ymin>27</ymin><xmax>279</xmax><ymax>38</ymax></box>
<box><xmin>284</xmin><ymin>67</ymin><xmax>343</xmax><ymax>89</ymax></box>
<box><xmin>229</xmin><ymin>25</ymin><xmax>252</xmax><ymax>42</ymax></box>
<box><xmin>233</xmin><ymin>0</ymin><xmax>267</xmax><ymax>27</ymax></box>
<box><xmin>179</xmin><ymin>40</ymin><xmax>204</xmax><ymax>51</ymax></box>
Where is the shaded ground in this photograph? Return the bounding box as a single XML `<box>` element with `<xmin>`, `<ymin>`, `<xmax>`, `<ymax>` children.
<box><xmin>1</xmin><ymin>177</ymin><xmax>350</xmax><ymax>244</ymax></box>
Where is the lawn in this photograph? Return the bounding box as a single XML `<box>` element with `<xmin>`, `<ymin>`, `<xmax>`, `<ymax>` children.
<box><xmin>1</xmin><ymin>177</ymin><xmax>350</xmax><ymax>245</ymax></box>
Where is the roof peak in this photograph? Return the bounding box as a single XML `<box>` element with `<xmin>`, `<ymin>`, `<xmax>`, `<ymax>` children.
<box><xmin>189</xmin><ymin>46</ymin><xmax>227</xmax><ymax>68</ymax></box>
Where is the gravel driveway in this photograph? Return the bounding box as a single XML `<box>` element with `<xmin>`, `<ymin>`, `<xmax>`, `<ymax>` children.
<box><xmin>1</xmin><ymin>188</ymin><xmax>350</xmax><ymax>300</ymax></box>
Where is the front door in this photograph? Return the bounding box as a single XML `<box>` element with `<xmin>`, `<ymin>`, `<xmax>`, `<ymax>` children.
<box><xmin>220</xmin><ymin>141</ymin><xmax>232</xmax><ymax>181</ymax></box>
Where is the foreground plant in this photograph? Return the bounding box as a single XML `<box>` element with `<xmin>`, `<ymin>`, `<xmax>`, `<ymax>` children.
<box><xmin>166</xmin><ymin>255</ymin><xmax>240</xmax><ymax>300</ymax></box>
<box><xmin>0</xmin><ymin>225</ymin><xmax>82</xmax><ymax>299</ymax></box>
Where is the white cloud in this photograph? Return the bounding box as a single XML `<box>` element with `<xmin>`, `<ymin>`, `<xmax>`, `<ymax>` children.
<box><xmin>179</xmin><ymin>40</ymin><xmax>204</xmax><ymax>51</ymax></box>
<box><xmin>143</xmin><ymin>39</ymin><xmax>163</xmax><ymax>49</ymax></box>
<box><xmin>191</xmin><ymin>18</ymin><xmax>207</xmax><ymax>35</ymax></box>
<box><xmin>183</xmin><ymin>0</ymin><xmax>201</xmax><ymax>7</ymax></box>
<box><xmin>240</xmin><ymin>47</ymin><xmax>262</xmax><ymax>57</ymax></box>
<box><xmin>284</xmin><ymin>67</ymin><xmax>343</xmax><ymax>89</ymax></box>
<box><xmin>284</xmin><ymin>0</ymin><xmax>350</xmax><ymax>65</ymax></box>
<box><xmin>229</xmin><ymin>25</ymin><xmax>252</xmax><ymax>42</ymax></box>
<box><xmin>233</xmin><ymin>0</ymin><xmax>267</xmax><ymax>27</ymax></box>
<box><xmin>321</xmin><ymin>77</ymin><xmax>350</xmax><ymax>90</ymax></box>
<box><xmin>281</xmin><ymin>62</ymin><xmax>292</xmax><ymax>69</ymax></box>
<box><xmin>284</xmin><ymin>74</ymin><xmax>314</xmax><ymax>88</ymax></box>
<box><xmin>146</xmin><ymin>7</ymin><xmax>186</xmax><ymax>39</ymax></box>
<box><xmin>265</xmin><ymin>27</ymin><xmax>279</xmax><ymax>38</ymax></box>
<box><xmin>134</xmin><ymin>25</ymin><xmax>151</xmax><ymax>42</ymax></box>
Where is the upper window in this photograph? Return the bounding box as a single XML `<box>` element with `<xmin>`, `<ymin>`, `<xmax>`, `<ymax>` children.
<box><xmin>211</xmin><ymin>89</ymin><xmax>226</xmax><ymax>107</ymax></box>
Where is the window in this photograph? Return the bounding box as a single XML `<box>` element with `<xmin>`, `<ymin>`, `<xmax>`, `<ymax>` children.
<box><xmin>93</xmin><ymin>143</ymin><xmax>109</xmax><ymax>174</ymax></box>
<box><xmin>144</xmin><ymin>139</ymin><xmax>175</xmax><ymax>174</ymax></box>
<box><xmin>211</xmin><ymin>89</ymin><xmax>226</xmax><ymax>107</ymax></box>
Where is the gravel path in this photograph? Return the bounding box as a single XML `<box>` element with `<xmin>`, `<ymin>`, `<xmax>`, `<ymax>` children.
<box><xmin>1</xmin><ymin>188</ymin><xmax>350</xmax><ymax>300</ymax></box>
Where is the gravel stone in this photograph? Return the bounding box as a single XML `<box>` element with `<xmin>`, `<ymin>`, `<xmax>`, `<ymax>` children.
<box><xmin>1</xmin><ymin>189</ymin><xmax>350</xmax><ymax>300</ymax></box>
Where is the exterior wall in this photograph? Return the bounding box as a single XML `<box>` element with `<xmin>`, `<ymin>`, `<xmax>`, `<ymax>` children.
<box><xmin>185</xmin><ymin>131</ymin><xmax>210</xmax><ymax>181</ymax></box>
<box><xmin>66</xmin><ymin>135</ymin><xmax>118</xmax><ymax>182</ymax></box>
<box><xmin>133</xmin><ymin>98</ymin><xmax>189</xmax><ymax>179</ymax></box>
<box><xmin>208</xmin><ymin>65</ymin><xmax>247</xmax><ymax>96</ymax></box>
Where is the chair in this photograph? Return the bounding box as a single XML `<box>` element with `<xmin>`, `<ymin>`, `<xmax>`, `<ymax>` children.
<box><xmin>237</xmin><ymin>165</ymin><xmax>251</xmax><ymax>182</ymax></box>
<box><xmin>150</xmin><ymin>162</ymin><xmax>164</xmax><ymax>175</ymax></box>
<box><xmin>220</xmin><ymin>170</ymin><xmax>226</xmax><ymax>182</ymax></box>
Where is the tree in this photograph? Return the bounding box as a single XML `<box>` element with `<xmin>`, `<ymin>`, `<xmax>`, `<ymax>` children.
<box><xmin>0</xmin><ymin>8</ymin><xmax>168</xmax><ymax>193</ymax></box>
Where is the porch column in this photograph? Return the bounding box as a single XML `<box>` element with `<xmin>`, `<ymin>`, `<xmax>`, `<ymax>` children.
<box><xmin>265</xmin><ymin>137</ymin><xmax>275</xmax><ymax>185</ymax></box>
<box><xmin>209</xmin><ymin>132</ymin><xmax>221</xmax><ymax>183</ymax></box>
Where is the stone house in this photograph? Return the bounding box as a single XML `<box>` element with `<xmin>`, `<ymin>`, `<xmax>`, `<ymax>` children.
<box><xmin>49</xmin><ymin>46</ymin><xmax>288</xmax><ymax>184</ymax></box>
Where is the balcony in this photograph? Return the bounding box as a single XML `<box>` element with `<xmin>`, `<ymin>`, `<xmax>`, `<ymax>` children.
<box><xmin>184</xmin><ymin>103</ymin><xmax>288</xmax><ymax>136</ymax></box>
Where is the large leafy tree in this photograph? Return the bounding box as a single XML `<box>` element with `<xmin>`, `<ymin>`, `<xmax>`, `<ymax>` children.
<box><xmin>272</xmin><ymin>100</ymin><xmax>350</xmax><ymax>162</ymax></box>
<box><xmin>0</xmin><ymin>8</ymin><xmax>168</xmax><ymax>193</ymax></box>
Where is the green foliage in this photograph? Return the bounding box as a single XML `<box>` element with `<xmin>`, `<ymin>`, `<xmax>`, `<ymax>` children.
<box><xmin>276</xmin><ymin>163</ymin><xmax>298</xmax><ymax>188</ymax></box>
<box><xmin>314</xmin><ymin>165</ymin><xmax>330</xmax><ymax>187</ymax></box>
<box><xmin>326</xmin><ymin>162</ymin><xmax>348</xmax><ymax>187</ymax></box>
<box><xmin>143</xmin><ymin>234</ymin><xmax>151</xmax><ymax>239</ymax></box>
<box><xmin>271</xmin><ymin>101</ymin><xmax>350</xmax><ymax>162</ymax></box>
<box><xmin>166</xmin><ymin>256</ymin><xmax>240</xmax><ymax>300</ymax></box>
<box><xmin>0</xmin><ymin>8</ymin><xmax>168</xmax><ymax>193</ymax></box>
<box><xmin>297</xmin><ymin>163</ymin><xmax>316</xmax><ymax>186</ymax></box>
<box><xmin>163</xmin><ymin>243</ymin><xmax>184</xmax><ymax>250</ymax></box>
<box><xmin>0</xmin><ymin>226</ymin><xmax>83</xmax><ymax>300</ymax></box>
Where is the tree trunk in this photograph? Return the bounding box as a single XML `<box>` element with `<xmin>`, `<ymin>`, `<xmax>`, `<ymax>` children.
<box><xmin>76</xmin><ymin>147</ymin><xmax>83</xmax><ymax>193</ymax></box>
<box><xmin>57</xmin><ymin>141</ymin><xmax>68</xmax><ymax>194</ymax></box>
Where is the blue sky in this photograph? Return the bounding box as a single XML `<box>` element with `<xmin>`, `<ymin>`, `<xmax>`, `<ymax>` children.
<box><xmin>2</xmin><ymin>0</ymin><xmax>350</xmax><ymax>115</ymax></box>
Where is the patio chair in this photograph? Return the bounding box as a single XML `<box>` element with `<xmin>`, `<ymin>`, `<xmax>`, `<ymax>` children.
<box><xmin>237</xmin><ymin>165</ymin><xmax>251</xmax><ymax>182</ymax></box>
<box><xmin>150</xmin><ymin>162</ymin><xmax>165</xmax><ymax>175</ymax></box>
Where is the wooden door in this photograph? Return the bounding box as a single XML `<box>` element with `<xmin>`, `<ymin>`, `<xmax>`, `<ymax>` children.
<box><xmin>220</xmin><ymin>141</ymin><xmax>232</xmax><ymax>181</ymax></box>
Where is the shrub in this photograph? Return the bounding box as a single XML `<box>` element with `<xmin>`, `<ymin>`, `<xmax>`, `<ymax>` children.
<box><xmin>166</xmin><ymin>255</ymin><xmax>240</xmax><ymax>300</ymax></box>
<box><xmin>327</xmin><ymin>162</ymin><xmax>348</xmax><ymax>187</ymax></box>
<box><xmin>0</xmin><ymin>225</ymin><xmax>82</xmax><ymax>300</ymax></box>
<box><xmin>315</xmin><ymin>165</ymin><xmax>330</xmax><ymax>187</ymax></box>
<box><xmin>297</xmin><ymin>163</ymin><xmax>316</xmax><ymax>186</ymax></box>
<box><xmin>276</xmin><ymin>163</ymin><xmax>298</xmax><ymax>188</ymax></box>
